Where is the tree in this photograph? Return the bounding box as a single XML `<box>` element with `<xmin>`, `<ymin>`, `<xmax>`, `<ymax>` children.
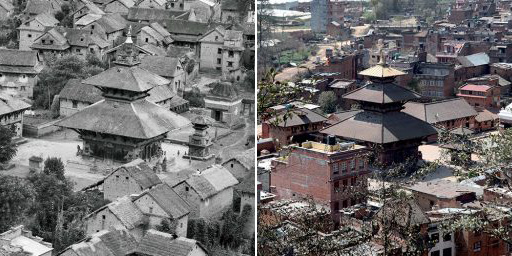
<box><xmin>318</xmin><ymin>91</ymin><xmax>337</xmax><ymax>114</ymax></box>
<box><xmin>0</xmin><ymin>175</ymin><xmax>35</xmax><ymax>232</ymax></box>
<box><xmin>34</xmin><ymin>55</ymin><xmax>106</xmax><ymax>109</ymax></box>
<box><xmin>156</xmin><ymin>218</ymin><xmax>177</xmax><ymax>235</ymax></box>
<box><xmin>183</xmin><ymin>87</ymin><xmax>205</xmax><ymax>107</ymax></box>
<box><xmin>0</xmin><ymin>126</ymin><xmax>17</xmax><ymax>164</ymax></box>
<box><xmin>43</xmin><ymin>157</ymin><xmax>66</xmax><ymax>181</ymax></box>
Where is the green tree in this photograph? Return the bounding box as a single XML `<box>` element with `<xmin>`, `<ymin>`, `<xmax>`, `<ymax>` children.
<box><xmin>43</xmin><ymin>157</ymin><xmax>66</xmax><ymax>181</ymax></box>
<box><xmin>318</xmin><ymin>91</ymin><xmax>337</xmax><ymax>114</ymax></box>
<box><xmin>0</xmin><ymin>175</ymin><xmax>35</xmax><ymax>232</ymax></box>
<box><xmin>0</xmin><ymin>126</ymin><xmax>17</xmax><ymax>164</ymax></box>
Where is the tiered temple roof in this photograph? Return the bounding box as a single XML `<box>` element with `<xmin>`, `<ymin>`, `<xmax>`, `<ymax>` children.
<box><xmin>321</xmin><ymin>52</ymin><xmax>436</xmax><ymax>145</ymax></box>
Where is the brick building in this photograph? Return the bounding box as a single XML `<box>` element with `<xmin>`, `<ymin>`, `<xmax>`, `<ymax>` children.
<box><xmin>457</xmin><ymin>84</ymin><xmax>500</xmax><ymax>109</ymax></box>
<box><xmin>271</xmin><ymin>140</ymin><xmax>369</xmax><ymax>221</ymax></box>
<box><xmin>403</xmin><ymin>98</ymin><xmax>478</xmax><ymax>138</ymax></box>
<box><xmin>406</xmin><ymin>179</ymin><xmax>480</xmax><ymax>212</ymax></box>
<box><xmin>414</xmin><ymin>62</ymin><xmax>456</xmax><ymax>99</ymax></box>
<box><xmin>261</xmin><ymin>107</ymin><xmax>327</xmax><ymax>147</ymax></box>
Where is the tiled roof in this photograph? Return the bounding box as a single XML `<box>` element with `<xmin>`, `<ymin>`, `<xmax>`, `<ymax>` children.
<box><xmin>475</xmin><ymin>109</ymin><xmax>498</xmax><ymax>122</ymax></box>
<box><xmin>31</xmin><ymin>27</ymin><xmax>69</xmax><ymax>50</ymax></box>
<box><xmin>269</xmin><ymin>108</ymin><xmax>327</xmax><ymax>128</ymax></box>
<box><xmin>61</xmin><ymin>229</ymin><xmax>138</xmax><ymax>256</ymax></box>
<box><xmin>59</xmin><ymin>79</ymin><xmax>103</xmax><ymax>104</ymax></box>
<box><xmin>83</xmin><ymin>66</ymin><xmax>169</xmax><ymax>92</ymax></box>
<box><xmin>222</xmin><ymin>148</ymin><xmax>254</xmax><ymax>171</ymax></box>
<box><xmin>235</xmin><ymin>172</ymin><xmax>254</xmax><ymax>194</ymax></box>
<box><xmin>24</xmin><ymin>0</ymin><xmax>61</xmax><ymax>15</ymax></box>
<box><xmin>147</xmin><ymin>85</ymin><xmax>174</xmax><ymax>103</ymax></box>
<box><xmin>56</xmin><ymin>98</ymin><xmax>190</xmax><ymax>139</ymax></box>
<box><xmin>96</xmin><ymin>196</ymin><xmax>145</xmax><ymax>230</ymax></box>
<box><xmin>343</xmin><ymin>82</ymin><xmax>421</xmax><ymax>104</ymax></box>
<box><xmin>0</xmin><ymin>49</ymin><xmax>41</xmax><ymax>74</ymax></box>
<box><xmin>165</xmin><ymin>19</ymin><xmax>210</xmax><ymax>36</ymax></box>
<box><xmin>168</xmin><ymin>95</ymin><xmax>188</xmax><ymax>108</ymax></box>
<box><xmin>106</xmin><ymin>159</ymin><xmax>162</xmax><ymax>190</ymax></box>
<box><xmin>95</xmin><ymin>13</ymin><xmax>127</xmax><ymax>34</ymax></box>
<box><xmin>207</xmin><ymin>81</ymin><xmax>239</xmax><ymax>99</ymax></box>
<box><xmin>75</xmin><ymin>13</ymin><xmax>102</xmax><ymax>26</ymax></box>
<box><xmin>127</xmin><ymin>7</ymin><xmax>187</xmax><ymax>21</ymax></box>
<box><xmin>140</xmin><ymin>56</ymin><xmax>181</xmax><ymax>78</ymax></box>
<box><xmin>185</xmin><ymin>165</ymin><xmax>238</xmax><ymax>200</ymax></box>
<box><xmin>63</xmin><ymin>28</ymin><xmax>109</xmax><ymax>48</ymax></box>
<box><xmin>141</xmin><ymin>183</ymin><xmax>190</xmax><ymax>219</ymax></box>
<box><xmin>403</xmin><ymin>98</ymin><xmax>478</xmax><ymax>124</ymax></box>
<box><xmin>224</xmin><ymin>30</ymin><xmax>243</xmax><ymax>41</ymax></box>
<box><xmin>136</xmin><ymin>230</ymin><xmax>206</xmax><ymax>256</ymax></box>
<box><xmin>0</xmin><ymin>93</ymin><xmax>31</xmax><ymax>116</ymax></box>
<box><xmin>321</xmin><ymin>111</ymin><xmax>437</xmax><ymax>144</ymax></box>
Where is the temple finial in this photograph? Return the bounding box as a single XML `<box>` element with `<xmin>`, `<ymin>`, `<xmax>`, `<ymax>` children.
<box><xmin>126</xmin><ymin>25</ymin><xmax>133</xmax><ymax>44</ymax></box>
<box><xmin>378</xmin><ymin>49</ymin><xmax>386</xmax><ymax>66</ymax></box>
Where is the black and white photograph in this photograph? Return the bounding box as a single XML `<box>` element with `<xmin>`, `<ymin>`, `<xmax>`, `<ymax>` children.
<box><xmin>0</xmin><ymin>0</ymin><xmax>256</xmax><ymax>254</ymax></box>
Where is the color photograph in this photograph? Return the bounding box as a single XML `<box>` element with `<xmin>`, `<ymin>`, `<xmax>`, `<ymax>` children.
<box><xmin>256</xmin><ymin>0</ymin><xmax>512</xmax><ymax>255</ymax></box>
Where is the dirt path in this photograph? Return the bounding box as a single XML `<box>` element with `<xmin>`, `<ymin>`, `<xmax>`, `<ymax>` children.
<box><xmin>218</xmin><ymin>117</ymin><xmax>252</xmax><ymax>160</ymax></box>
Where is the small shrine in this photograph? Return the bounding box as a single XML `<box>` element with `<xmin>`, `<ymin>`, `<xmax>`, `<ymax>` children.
<box><xmin>186</xmin><ymin>115</ymin><xmax>214</xmax><ymax>160</ymax></box>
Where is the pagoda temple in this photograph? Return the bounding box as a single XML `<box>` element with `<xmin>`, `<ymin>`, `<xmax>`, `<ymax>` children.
<box><xmin>321</xmin><ymin>51</ymin><xmax>436</xmax><ymax>165</ymax></box>
<box><xmin>56</xmin><ymin>30</ymin><xmax>189</xmax><ymax>163</ymax></box>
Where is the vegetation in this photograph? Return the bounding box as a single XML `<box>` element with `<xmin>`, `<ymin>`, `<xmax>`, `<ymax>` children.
<box><xmin>318</xmin><ymin>91</ymin><xmax>337</xmax><ymax>114</ymax></box>
<box><xmin>0</xmin><ymin>175</ymin><xmax>34</xmax><ymax>232</ymax></box>
<box><xmin>33</xmin><ymin>55</ymin><xmax>106</xmax><ymax>109</ymax></box>
<box><xmin>187</xmin><ymin>205</ymin><xmax>253</xmax><ymax>254</ymax></box>
<box><xmin>54</xmin><ymin>4</ymin><xmax>73</xmax><ymax>28</ymax></box>
<box><xmin>0</xmin><ymin>126</ymin><xmax>17</xmax><ymax>164</ymax></box>
<box><xmin>183</xmin><ymin>87</ymin><xmax>205</xmax><ymax>108</ymax></box>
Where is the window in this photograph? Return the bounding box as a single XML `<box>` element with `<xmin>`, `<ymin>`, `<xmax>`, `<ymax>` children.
<box><xmin>91</xmin><ymin>25</ymin><xmax>95</xmax><ymax>29</ymax></box>
<box><xmin>102</xmin><ymin>215</ymin><xmax>105</xmax><ymax>219</ymax></box>
<box><xmin>442</xmin><ymin>248</ymin><xmax>452</xmax><ymax>256</ymax></box>
<box><xmin>50</xmin><ymin>40</ymin><xmax>53</xmax><ymax>44</ymax></box>
<box><xmin>42</xmin><ymin>39</ymin><xmax>46</xmax><ymax>44</ymax></box>
<box><xmin>149</xmin><ymin>207</ymin><xmax>153</xmax><ymax>213</ymax></box>
<box><xmin>125</xmin><ymin>177</ymin><xmax>129</xmax><ymax>180</ymax></box>
<box><xmin>180</xmin><ymin>222</ymin><xmax>183</xmax><ymax>228</ymax></box>
<box><xmin>473</xmin><ymin>241</ymin><xmax>481</xmax><ymax>252</ymax></box>
<box><xmin>333</xmin><ymin>202</ymin><xmax>339</xmax><ymax>211</ymax></box>
<box><xmin>351</xmin><ymin>177</ymin><xmax>356</xmax><ymax>186</ymax></box>
<box><xmin>116</xmin><ymin>175</ymin><xmax>119</xmax><ymax>179</ymax></box>
<box><xmin>358</xmin><ymin>159</ymin><xmax>364</xmax><ymax>169</ymax></box>
<box><xmin>229</xmin><ymin>50</ymin><xmax>234</xmax><ymax>57</ymax></box>
<box><xmin>333</xmin><ymin>163</ymin><xmax>339</xmax><ymax>174</ymax></box>
<box><xmin>76</xmin><ymin>49</ymin><xmax>80</xmax><ymax>53</ymax></box>
<box><xmin>72</xmin><ymin>100</ymin><xmax>78</xmax><ymax>108</ymax></box>
<box><xmin>340</xmin><ymin>162</ymin><xmax>347</xmax><ymax>172</ymax></box>
<box><xmin>227</xmin><ymin>61</ymin><xmax>233</xmax><ymax>67</ymax></box>
<box><xmin>342</xmin><ymin>200</ymin><xmax>347</xmax><ymax>208</ymax></box>
<box><xmin>145</xmin><ymin>38</ymin><xmax>149</xmax><ymax>43</ymax></box>
<box><xmin>217</xmin><ymin>58</ymin><xmax>221</xmax><ymax>64</ymax></box>
<box><xmin>430</xmin><ymin>250</ymin><xmax>440</xmax><ymax>256</ymax></box>
<box><xmin>28</xmin><ymin>34</ymin><xmax>32</xmax><ymax>38</ymax></box>
<box><xmin>218</xmin><ymin>48</ymin><xmax>222</xmax><ymax>54</ymax></box>
<box><xmin>342</xmin><ymin>179</ymin><xmax>347</xmax><ymax>190</ymax></box>
<box><xmin>334</xmin><ymin>181</ymin><xmax>339</xmax><ymax>188</ymax></box>
<box><xmin>430</xmin><ymin>233</ymin><xmax>439</xmax><ymax>243</ymax></box>
<box><xmin>215</xmin><ymin>36</ymin><xmax>218</xmax><ymax>40</ymax></box>
<box><xmin>443</xmin><ymin>233</ymin><xmax>451</xmax><ymax>242</ymax></box>
<box><xmin>185</xmin><ymin>186</ymin><xmax>189</xmax><ymax>191</ymax></box>
<box><xmin>350</xmin><ymin>159</ymin><xmax>355</xmax><ymax>170</ymax></box>
<box><xmin>230</xmin><ymin>163</ymin><xmax>234</xmax><ymax>168</ymax></box>
<box><xmin>171</xmin><ymin>2</ymin><xmax>174</xmax><ymax>7</ymax></box>
<box><xmin>179</xmin><ymin>3</ymin><xmax>183</xmax><ymax>7</ymax></box>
